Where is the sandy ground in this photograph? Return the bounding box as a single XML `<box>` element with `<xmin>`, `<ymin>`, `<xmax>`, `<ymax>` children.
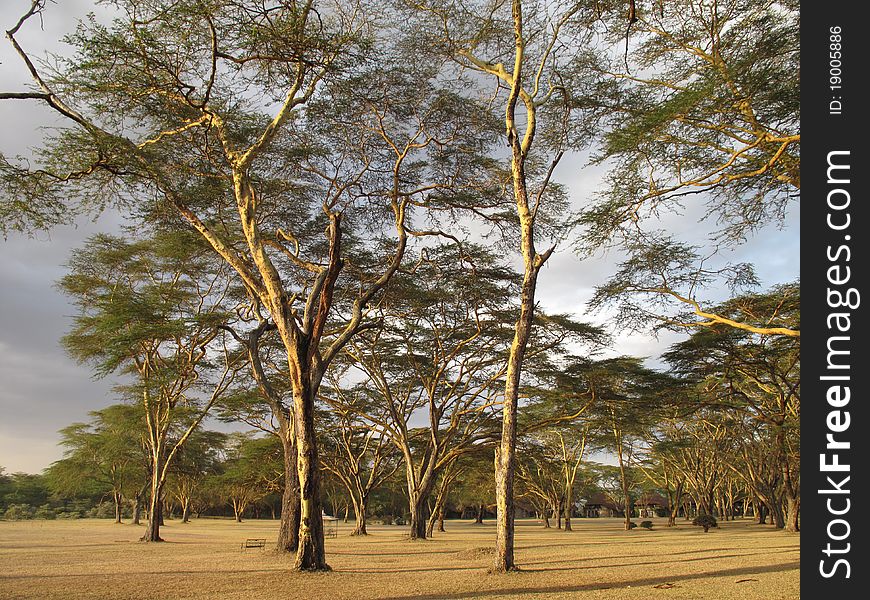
<box><xmin>0</xmin><ymin>517</ymin><xmax>799</xmax><ymax>599</ymax></box>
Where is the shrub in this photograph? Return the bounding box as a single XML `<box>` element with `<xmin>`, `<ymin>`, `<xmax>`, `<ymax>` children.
<box><xmin>4</xmin><ymin>504</ymin><xmax>35</xmax><ymax>520</ymax></box>
<box><xmin>628</xmin><ymin>521</ymin><xmax>637</xmax><ymax>529</ymax></box>
<box><xmin>640</xmin><ymin>520</ymin><xmax>653</xmax><ymax>530</ymax></box>
<box><xmin>692</xmin><ymin>514</ymin><xmax>718</xmax><ymax>532</ymax></box>
<box><xmin>34</xmin><ymin>504</ymin><xmax>57</xmax><ymax>520</ymax></box>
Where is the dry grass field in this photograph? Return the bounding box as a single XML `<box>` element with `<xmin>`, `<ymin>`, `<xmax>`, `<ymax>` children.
<box><xmin>0</xmin><ymin>517</ymin><xmax>799</xmax><ymax>600</ymax></box>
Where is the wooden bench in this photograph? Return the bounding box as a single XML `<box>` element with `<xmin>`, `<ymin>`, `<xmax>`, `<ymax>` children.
<box><xmin>241</xmin><ymin>538</ymin><xmax>267</xmax><ymax>551</ymax></box>
<box><xmin>323</xmin><ymin>515</ymin><xmax>338</xmax><ymax>538</ymax></box>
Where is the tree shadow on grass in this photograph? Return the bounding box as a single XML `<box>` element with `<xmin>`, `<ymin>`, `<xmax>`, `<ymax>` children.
<box><xmin>376</xmin><ymin>561</ymin><xmax>800</xmax><ymax>600</ymax></box>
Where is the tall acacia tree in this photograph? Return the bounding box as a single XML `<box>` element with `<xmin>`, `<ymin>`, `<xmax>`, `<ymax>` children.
<box><xmin>318</xmin><ymin>389</ymin><xmax>401</xmax><ymax>536</ymax></box>
<box><xmin>59</xmin><ymin>230</ymin><xmax>240</xmax><ymax>541</ymax></box>
<box><xmin>47</xmin><ymin>404</ymin><xmax>145</xmax><ymax>524</ymax></box>
<box><xmin>3</xmin><ymin>0</ymin><xmax>496</xmax><ymax>569</ymax></box>
<box><xmin>407</xmin><ymin>0</ymin><xmax>609</xmax><ymax>570</ymax></box>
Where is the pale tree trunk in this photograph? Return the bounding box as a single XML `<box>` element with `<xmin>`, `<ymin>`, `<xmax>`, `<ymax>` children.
<box><xmin>277</xmin><ymin>424</ymin><xmax>301</xmax><ymax>553</ymax></box>
<box><xmin>233</xmin><ymin>498</ymin><xmax>244</xmax><ymax>522</ymax></box>
<box><xmin>142</xmin><ymin>489</ymin><xmax>163</xmax><ymax>542</ymax></box>
<box><xmin>492</xmin><ymin>0</ymin><xmax>556</xmax><ymax>574</ymax></box>
<box><xmin>352</xmin><ymin>494</ymin><xmax>369</xmax><ymax>536</ymax></box>
<box><xmin>564</xmin><ymin>489</ymin><xmax>573</xmax><ymax>531</ymax></box>
<box><xmin>181</xmin><ymin>498</ymin><xmax>191</xmax><ymax>524</ymax></box>
<box><xmin>668</xmin><ymin>481</ymin><xmax>683</xmax><ymax>527</ymax></box>
<box><xmin>141</xmin><ymin>451</ymin><xmax>166</xmax><ymax>542</ymax></box>
<box><xmin>614</xmin><ymin>427</ymin><xmax>633</xmax><ymax>531</ymax></box>
<box><xmin>113</xmin><ymin>491</ymin><xmax>123</xmax><ymax>524</ymax></box>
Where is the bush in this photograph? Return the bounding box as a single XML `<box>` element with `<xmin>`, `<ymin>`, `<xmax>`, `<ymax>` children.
<box><xmin>4</xmin><ymin>504</ymin><xmax>35</xmax><ymax>520</ymax></box>
<box><xmin>627</xmin><ymin>521</ymin><xmax>637</xmax><ymax>529</ymax></box>
<box><xmin>381</xmin><ymin>515</ymin><xmax>394</xmax><ymax>525</ymax></box>
<box><xmin>88</xmin><ymin>502</ymin><xmax>116</xmax><ymax>519</ymax></box>
<box><xmin>34</xmin><ymin>504</ymin><xmax>57</xmax><ymax>520</ymax></box>
<box><xmin>692</xmin><ymin>514</ymin><xmax>718</xmax><ymax>532</ymax></box>
<box><xmin>640</xmin><ymin>520</ymin><xmax>653</xmax><ymax>530</ymax></box>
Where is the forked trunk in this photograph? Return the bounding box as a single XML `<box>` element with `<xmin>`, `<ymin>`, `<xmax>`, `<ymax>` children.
<box><xmin>352</xmin><ymin>495</ymin><xmax>368</xmax><ymax>536</ymax></box>
<box><xmin>564</xmin><ymin>490</ymin><xmax>573</xmax><ymax>531</ymax></box>
<box><xmin>141</xmin><ymin>497</ymin><xmax>163</xmax><ymax>542</ymax></box>
<box><xmin>474</xmin><ymin>503</ymin><xmax>484</xmax><ymax>524</ymax></box>
<box><xmin>181</xmin><ymin>499</ymin><xmax>191</xmax><ymax>524</ymax></box>
<box><xmin>409</xmin><ymin>495</ymin><xmax>428</xmax><ymax>540</ymax></box>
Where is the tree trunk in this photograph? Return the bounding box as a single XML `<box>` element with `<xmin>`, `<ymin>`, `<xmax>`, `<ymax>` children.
<box><xmin>769</xmin><ymin>500</ymin><xmax>785</xmax><ymax>529</ymax></box>
<box><xmin>132</xmin><ymin>498</ymin><xmax>141</xmax><ymax>525</ymax></box>
<box><xmin>292</xmin><ymin>377</ymin><xmax>328</xmax><ymax>571</ymax></box>
<box><xmin>233</xmin><ymin>499</ymin><xmax>243</xmax><ymax>523</ymax></box>
<box><xmin>409</xmin><ymin>494</ymin><xmax>429</xmax><ymax>540</ymax></box>
<box><xmin>474</xmin><ymin>503</ymin><xmax>484</xmax><ymax>524</ymax></box>
<box><xmin>758</xmin><ymin>503</ymin><xmax>768</xmax><ymax>525</ymax></box>
<box><xmin>141</xmin><ymin>493</ymin><xmax>163</xmax><ymax>542</ymax></box>
<box><xmin>437</xmin><ymin>503</ymin><xmax>446</xmax><ymax>532</ymax></box>
<box><xmin>277</xmin><ymin>427</ymin><xmax>301</xmax><ymax>553</ymax></box>
<box><xmin>181</xmin><ymin>498</ymin><xmax>191</xmax><ymax>524</ymax></box>
<box><xmin>564</xmin><ymin>488</ymin><xmax>573</xmax><ymax>532</ymax></box>
<box><xmin>352</xmin><ymin>495</ymin><xmax>368</xmax><ymax>536</ymax></box>
<box><xmin>113</xmin><ymin>491</ymin><xmax>123</xmax><ymax>524</ymax></box>
<box><xmin>785</xmin><ymin>497</ymin><xmax>800</xmax><ymax>532</ymax></box>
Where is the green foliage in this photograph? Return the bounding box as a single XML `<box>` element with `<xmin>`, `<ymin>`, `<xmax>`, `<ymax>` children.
<box><xmin>692</xmin><ymin>514</ymin><xmax>718</xmax><ymax>532</ymax></box>
<box><xmin>584</xmin><ymin>0</ymin><xmax>800</xmax><ymax>248</ymax></box>
<box><xmin>640</xmin><ymin>520</ymin><xmax>653</xmax><ymax>530</ymax></box>
<box><xmin>3</xmin><ymin>504</ymin><xmax>35</xmax><ymax>520</ymax></box>
<box><xmin>45</xmin><ymin>404</ymin><xmax>146</xmax><ymax>503</ymax></box>
<box><xmin>0</xmin><ymin>472</ymin><xmax>50</xmax><ymax>510</ymax></box>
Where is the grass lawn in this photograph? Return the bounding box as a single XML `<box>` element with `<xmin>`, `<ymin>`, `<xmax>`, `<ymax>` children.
<box><xmin>0</xmin><ymin>517</ymin><xmax>799</xmax><ymax>599</ymax></box>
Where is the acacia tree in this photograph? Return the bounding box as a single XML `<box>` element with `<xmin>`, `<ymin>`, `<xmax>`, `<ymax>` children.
<box><xmin>516</xmin><ymin>440</ymin><xmax>564</xmax><ymax>529</ymax></box>
<box><xmin>407</xmin><ymin>0</ymin><xmax>610</xmax><ymax>570</ymax></box>
<box><xmin>3</xmin><ymin>0</ymin><xmax>498</xmax><ymax>570</ymax></box>
<box><xmin>214</xmin><ymin>434</ymin><xmax>283</xmax><ymax>522</ymax></box>
<box><xmin>47</xmin><ymin>404</ymin><xmax>145</xmax><ymax>524</ymax></box>
<box><xmin>341</xmin><ymin>244</ymin><xmax>513</xmax><ymax>540</ymax></box>
<box><xmin>318</xmin><ymin>389</ymin><xmax>401</xmax><ymax>536</ymax></box>
<box><xmin>59</xmin><ymin>231</ymin><xmax>240</xmax><ymax>542</ymax></box>
<box><xmin>664</xmin><ymin>290</ymin><xmax>800</xmax><ymax>531</ymax></box>
<box><xmin>576</xmin><ymin>357</ymin><xmax>677</xmax><ymax>530</ymax></box>
<box><xmin>167</xmin><ymin>429</ymin><xmax>227</xmax><ymax>523</ymax></box>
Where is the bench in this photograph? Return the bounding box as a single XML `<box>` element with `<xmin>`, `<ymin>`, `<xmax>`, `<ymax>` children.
<box><xmin>241</xmin><ymin>538</ymin><xmax>267</xmax><ymax>551</ymax></box>
<box><xmin>324</xmin><ymin>516</ymin><xmax>338</xmax><ymax>538</ymax></box>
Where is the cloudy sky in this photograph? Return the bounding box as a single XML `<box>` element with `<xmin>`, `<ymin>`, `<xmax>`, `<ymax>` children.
<box><xmin>0</xmin><ymin>1</ymin><xmax>799</xmax><ymax>474</ymax></box>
